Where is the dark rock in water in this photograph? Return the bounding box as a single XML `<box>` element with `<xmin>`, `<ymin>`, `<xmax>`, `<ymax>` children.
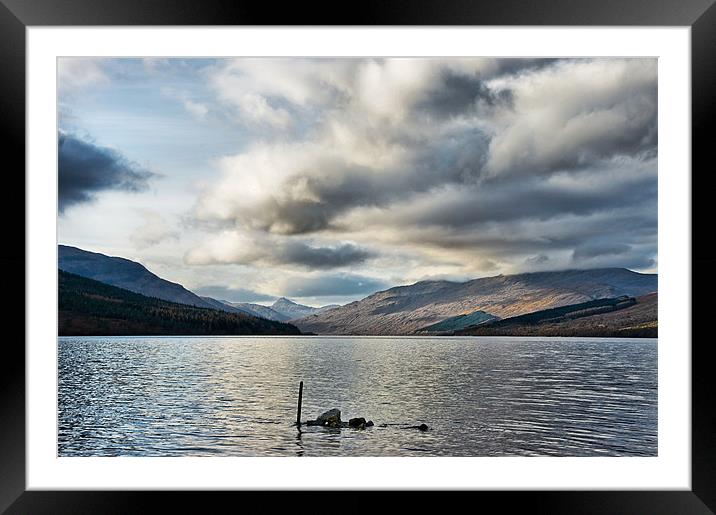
<box><xmin>349</xmin><ymin>417</ymin><xmax>367</xmax><ymax>429</ymax></box>
<box><xmin>304</xmin><ymin>410</ymin><xmax>374</xmax><ymax>430</ymax></box>
<box><xmin>402</xmin><ymin>423</ymin><xmax>430</xmax><ymax>431</ymax></box>
<box><xmin>315</xmin><ymin>408</ymin><xmax>342</xmax><ymax>427</ymax></box>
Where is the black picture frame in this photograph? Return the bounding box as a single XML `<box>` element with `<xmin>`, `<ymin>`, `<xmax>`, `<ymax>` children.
<box><xmin>2</xmin><ymin>0</ymin><xmax>713</xmax><ymax>512</ymax></box>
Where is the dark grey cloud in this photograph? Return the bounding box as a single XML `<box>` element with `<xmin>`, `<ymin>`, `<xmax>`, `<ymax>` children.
<box><xmin>391</xmin><ymin>166</ymin><xmax>657</xmax><ymax>230</ymax></box>
<box><xmin>185</xmin><ymin>235</ymin><xmax>374</xmax><ymax>269</ymax></box>
<box><xmin>525</xmin><ymin>254</ymin><xmax>550</xmax><ymax>266</ymax></box>
<box><xmin>573</xmin><ymin>242</ymin><xmax>631</xmax><ymax>260</ymax></box>
<box><xmin>571</xmin><ymin>252</ymin><xmax>656</xmax><ymax>271</ymax></box>
<box><xmin>490</xmin><ymin>58</ymin><xmax>562</xmax><ymax>76</ymax></box>
<box><xmin>415</xmin><ymin>72</ymin><xmax>513</xmax><ymax>119</ymax></box>
<box><xmin>280</xmin><ymin>241</ymin><xmax>372</xmax><ymax>269</ymax></box>
<box><xmin>377</xmin><ymin>196</ymin><xmax>657</xmax><ymax>275</ymax></box>
<box><xmin>58</xmin><ymin>132</ymin><xmax>157</xmax><ymax>213</ymax></box>
<box><xmin>570</xmin><ymin>240</ymin><xmax>655</xmax><ymax>271</ymax></box>
<box><xmin>516</xmin><ymin>106</ymin><xmax>657</xmax><ymax>177</ymax></box>
<box><xmin>282</xmin><ymin>273</ymin><xmax>390</xmax><ymax>298</ymax></box>
<box><xmin>194</xmin><ymin>285</ymin><xmax>275</xmax><ymax>303</ymax></box>
<box><xmin>406</xmin><ymin>204</ymin><xmax>655</xmax><ymax>252</ymax></box>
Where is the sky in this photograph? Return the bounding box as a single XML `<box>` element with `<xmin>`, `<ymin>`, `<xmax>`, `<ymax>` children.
<box><xmin>57</xmin><ymin>57</ymin><xmax>658</xmax><ymax>307</ymax></box>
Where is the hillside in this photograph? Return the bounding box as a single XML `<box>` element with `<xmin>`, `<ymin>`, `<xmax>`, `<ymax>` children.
<box><xmin>58</xmin><ymin>245</ymin><xmax>222</xmax><ymax>311</ymax></box>
<box><xmin>292</xmin><ymin>268</ymin><xmax>657</xmax><ymax>335</ymax></box>
<box><xmin>418</xmin><ymin>310</ymin><xmax>498</xmax><ymax>334</ymax></box>
<box><xmin>200</xmin><ymin>296</ymin><xmax>247</xmax><ymax>313</ymax></box>
<box><xmin>59</xmin><ymin>270</ymin><xmax>301</xmax><ymax>336</ymax></box>
<box><xmin>456</xmin><ymin>293</ymin><xmax>657</xmax><ymax>338</ymax></box>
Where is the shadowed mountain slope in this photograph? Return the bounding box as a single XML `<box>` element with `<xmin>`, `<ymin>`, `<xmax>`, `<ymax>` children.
<box><xmin>59</xmin><ymin>245</ymin><xmax>218</xmax><ymax>310</ymax></box>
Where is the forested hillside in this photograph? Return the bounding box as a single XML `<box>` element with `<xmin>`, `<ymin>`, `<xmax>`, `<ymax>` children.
<box><xmin>59</xmin><ymin>270</ymin><xmax>301</xmax><ymax>336</ymax></box>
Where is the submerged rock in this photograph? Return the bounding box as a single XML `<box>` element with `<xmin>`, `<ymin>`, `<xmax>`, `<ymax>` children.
<box><xmin>401</xmin><ymin>423</ymin><xmax>430</xmax><ymax>431</ymax></box>
<box><xmin>349</xmin><ymin>417</ymin><xmax>367</xmax><ymax>429</ymax></box>
<box><xmin>314</xmin><ymin>408</ymin><xmax>342</xmax><ymax>427</ymax></box>
<box><xmin>304</xmin><ymin>409</ymin><xmax>376</xmax><ymax>429</ymax></box>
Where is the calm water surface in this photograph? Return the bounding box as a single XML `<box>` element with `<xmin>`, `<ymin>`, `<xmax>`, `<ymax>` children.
<box><xmin>58</xmin><ymin>336</ymin><xmax>657</xmax><ymax>457</ymax></box>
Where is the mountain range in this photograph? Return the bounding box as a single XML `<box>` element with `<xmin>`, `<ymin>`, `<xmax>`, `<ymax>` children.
<box><xmin>57</xmin><ymin>245</ymin><xmax>657</xmax><ymax>337</ymax></box>
<box><xmin>224</xmin><ymin>301</ymin><xmax>290</xmax><ymax>321</ymax></box>
<box><xmin>227</xmin><ymin>298</ymin><xmax>339</xmax><ymax>322</ymax></box>
<box><xmin>291</xmin><ymin>268</ymin><xmax>657</xmax><ymax>335</ymax></box>
<box><xmin>58</xmin><ymin>245</ymin><xmax>339</xmax><ymax>329</ymax></box>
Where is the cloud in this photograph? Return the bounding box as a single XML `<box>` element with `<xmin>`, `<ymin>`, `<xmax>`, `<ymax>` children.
<box><xmin>130</xmin><ymin>209</ymin><xmax>178</xmax><ymax>249</ymax></box>
<box><xmin>279</xmin><ymin>241</ymin><xmax>372</xmax><ymax>268</ymax></box>
<box><xmin>183</xmin><ymin>99</ymin><xmax>209</xmax><ymax>119</ymax></box>
<box><xmin>195</xmin><ymin>125</ymin><xmax>492</xmax><ymax>235</ymax></box>
<box><xmin>570</xmin><ymin>239</ymin><xmax>656</xmax><ymax>271</ymax></box>
<box><xmin>525</xmin><ymin>254</ymin><xmax>550</xmax><ymax>266</ymax></box>
<box><xmin>57</xmin><ymin>136</ymin><xmax>154</xmax><ymax>209</ymax></box>
<box><xmin>195</xmin><ymin>59</ymin><xmax>510</xmax><ymax>233</ymax></box>
<box><xmin>184</xmin><ymin>57</ymin><xmax>657</xmax><ymax>276</ymax></box>
<box><xmin>572</xmin><ymin>242</ymin><xmax>632</xmax><ymax>260</ymax></box>
<box><xmin>485</xmin><ymin>59</ymin><xmax>657</xmax><ymax>177</ymax></box>
<box><xmin>193</xmin><ymin>285</ymin><xmax>276</xmax><ymax>303</ymax></box>
<box><xmin>415</xmin><ymin>71</ymin><xmax>513</xmax><ymax>119</ymax></box>
<box><xmin>206</xmin><ymin>57</ymin><xmax>529</xmax><ymax>130</ymax></box>
<box><xmin>571</xmin><ymin>252</ymin><xmax>656</xmax><ymax>271</ymax></box>
<box><xmin>142</xmin><ymin>58</ymin><xmax>171</xmax><ymax>74</ymax></box>
<box><xmin>58</xmin><ymin>58</ymin><xmax>109</xmax><ymax>94</ymax></box>
<box><xmin>184</xmin><ymin>230</ymin><xmax>373</xmax><ymax>269</ymax></box>
<box><xmin>358</xmin><ymin>159</ymin><xmax>657</xmax><ymax>230</ymax></box>
<box><xmin>160</xmin><ymin>87</ymin><xmax>210</xmax><ymax>120</ymax></box>
<box><xmin>279</xmin><ymin>273</ymin><xmax>390</xmax><ymax>298</ymax></box>
<box><xmin>58</xmin><ymin>133</ymin><xmax>158</xmax><ymax>214</ymax></box>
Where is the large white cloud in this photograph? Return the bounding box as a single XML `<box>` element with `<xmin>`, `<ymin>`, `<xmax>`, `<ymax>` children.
<box><xmin>188</xmin><ymin>57</ymin><xmax>657</xmax><ymax>280</ymax></box>
<box><xmin>486</xmin><ymin>58</ymin><xmax>657</xmax><ymax>177</ymax></box>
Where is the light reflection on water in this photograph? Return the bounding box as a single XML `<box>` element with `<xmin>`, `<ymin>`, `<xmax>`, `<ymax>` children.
<box><xmin>58</xmin><ymin>336</ymin><xmax>657</xmax><ymax>457</ymax></box>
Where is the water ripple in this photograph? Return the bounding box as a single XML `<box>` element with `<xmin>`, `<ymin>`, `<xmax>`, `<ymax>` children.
<box><xmin>58</xmin><ymin>336</ymin><xmax>657</xmax><ymax>457</ymax></box>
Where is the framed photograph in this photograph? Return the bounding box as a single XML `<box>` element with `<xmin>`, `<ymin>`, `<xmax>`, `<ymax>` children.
<box><xmin>3</xmin><ymin>0</ymin><xmax>713</xmax><ymax>511</ymax></box>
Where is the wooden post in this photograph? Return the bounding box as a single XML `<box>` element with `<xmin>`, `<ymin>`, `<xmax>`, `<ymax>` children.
<box><xmin>296</xmin><ymin>381</ymin><xmax>303</xmax><ymax>426</ymax></box>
